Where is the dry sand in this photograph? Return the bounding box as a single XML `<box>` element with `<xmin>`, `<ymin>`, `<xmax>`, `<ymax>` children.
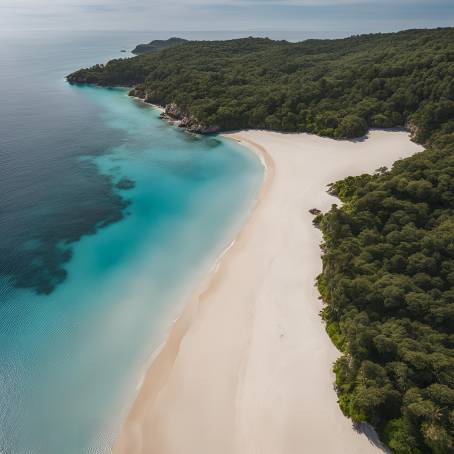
<box><xmin>114</xmin><ymin>130</ymin><xmax>423</xmax><ymax>454</ymax></box>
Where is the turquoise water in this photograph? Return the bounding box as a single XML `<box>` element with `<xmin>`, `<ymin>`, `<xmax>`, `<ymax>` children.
<box><xmin>0</xmin><ymin>32</ymin><xmax>262</xmax><ymax>453</ymax></box>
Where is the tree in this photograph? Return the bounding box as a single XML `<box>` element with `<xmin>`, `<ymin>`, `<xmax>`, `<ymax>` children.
<box><xmin>336</xmin><ymin>115</ymin><xmax>368</xmax><ymax>138</ymax></box>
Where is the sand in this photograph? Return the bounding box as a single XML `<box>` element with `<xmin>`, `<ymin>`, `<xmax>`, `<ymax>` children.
<box><xmin>114</xmin><ymin>129</ymin><xmax>423</xmax><ymax>454</ymax></box>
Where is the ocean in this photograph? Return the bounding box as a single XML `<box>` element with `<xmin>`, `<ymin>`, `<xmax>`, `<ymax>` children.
<box><xmin>0</xmin><ymin>30</ymin><xmax>264</xmax><ymax>453</ymax></box>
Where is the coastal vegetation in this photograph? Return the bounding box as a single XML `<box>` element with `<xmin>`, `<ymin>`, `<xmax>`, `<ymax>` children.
<box><xmin>68</xmin><ymin>28</ymin><xmax>454</xmax><ymax>140</ymax></box>
<box><xmin>67</xmin><ymin>28</ymin><xmax>454</xmax><ymax>453</ymax></box>
<box><xmin>316</xmin><ymin>134</ymin><xmax>454</xmax><ymax>453</ymax></box>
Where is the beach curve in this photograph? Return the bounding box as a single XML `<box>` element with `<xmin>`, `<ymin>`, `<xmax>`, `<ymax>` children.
<box><xmin>113</xmin><ymin>129</ymin><xmax>423</xmax><ymax>454</ymax></box>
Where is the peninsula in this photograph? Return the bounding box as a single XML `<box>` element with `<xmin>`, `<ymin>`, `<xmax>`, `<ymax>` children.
<box><xmin>131</xmin><ymin>37</ymin><xmax>187</xmax><ymax>55</ymax></box>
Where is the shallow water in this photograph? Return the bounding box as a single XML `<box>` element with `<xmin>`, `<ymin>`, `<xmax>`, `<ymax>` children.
<box><xmin>0</xmin><ymin>31</ymin><xmax>262</xmax><ymax>453</ymax></box>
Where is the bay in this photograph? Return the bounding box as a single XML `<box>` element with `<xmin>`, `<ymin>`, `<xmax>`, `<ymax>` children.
<box><xmin>0</xmin><ymin>30</ymin><xmax>263</xmax><ymax>453</ymax></box>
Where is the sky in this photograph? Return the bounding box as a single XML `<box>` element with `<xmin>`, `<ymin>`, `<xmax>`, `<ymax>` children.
<box><xmin>1</xmin><ymin>0</ymin><xmax>453</xmax><ymax>34</ymax></box>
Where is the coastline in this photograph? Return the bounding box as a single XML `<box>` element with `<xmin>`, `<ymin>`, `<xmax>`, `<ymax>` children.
<box><xmin>113</xmin><ymin>131</ymin><xmax>273</xmax><ymax>454</ymax></box>
<box><xmin>129</xmin><ymin>94</ymin><xmax>165</xmax><ymax>113</ymax></box>
<box><xmin>113</xmin><ymin>129</ymin><xmax>423</xmax><ymax>454</ymax></box>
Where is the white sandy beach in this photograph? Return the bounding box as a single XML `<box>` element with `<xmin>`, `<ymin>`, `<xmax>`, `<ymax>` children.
<box><xmin>114</xmin><ymin>130</ymin><xmax>423</xmax><ymax>454</ymax></box>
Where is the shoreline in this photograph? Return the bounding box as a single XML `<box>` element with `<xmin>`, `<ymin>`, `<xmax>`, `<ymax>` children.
<box><xmin>114</xmin><ymin>129</ymin><xmax>423</xmax><ymax>454</ymax></box>
<box><xmin>129</xmin><ymin>94</ymin><xmax>165</xmax><ymax>113</ymax></box>
<box><xmin>113</xmin><ymin>130</ymin><xmax>274</xmax><ymax>454</ymax></box>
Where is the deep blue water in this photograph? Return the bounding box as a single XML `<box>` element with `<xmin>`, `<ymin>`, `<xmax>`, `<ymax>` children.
<box><xmin>0</xmin><ymin>31</ymin><xmax>263</xmax><ymax>453</ymax></box>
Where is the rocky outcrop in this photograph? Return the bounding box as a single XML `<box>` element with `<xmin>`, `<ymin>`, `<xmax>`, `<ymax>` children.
<box><xmin>159</xmin><ymin>103</ymin><xmax>220</xmax><ymax>134</ymax></box>
<box><xmin>179</xmin><ymin>115</ymin><xmax>220</xmax><ymax>134</ymax></box>
<box><xmin>128</xmin><ymin>87</ymin><xmax>152</xmax><ymax>102</ymax></box>
<box><xmin>128</xmin><ymin>88</ymin><xmax>142</xmax><ymax>98</ymax></box>
<box><xmin>186</xmin><ymin>123</ymin><xmax>221</xmax><ymax>134</ymax></box>
<box><xmin>160</xmin><ymin>103</ymin><xmax>184</xmax><ymax>120</ymax></box>
<box><xmin>130</xmin><ymin>91</ymin><xmax>220</xmax><ymax>134</ymax></box>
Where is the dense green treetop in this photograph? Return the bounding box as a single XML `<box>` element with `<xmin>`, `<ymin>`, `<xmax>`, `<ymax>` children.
<box><xmin>316</xmin><ymin>131</ymin><xmax>454</xmax><ymax>453</ymax></box>
<box><xmin>68</xmin><ymin>28</ymin><xmax>454</xmax><ymax>140</ymax></box>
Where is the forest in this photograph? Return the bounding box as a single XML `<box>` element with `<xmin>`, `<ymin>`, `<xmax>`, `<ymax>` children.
<box><xmin>68</xmin><ymin>28</ymin><xmax>454</xmax><ymax>453</ymax></box>
<box><xmin>316</xmin><ymin>133</ymin><xmax>454</xmax><ymax>453</ymax></box>
<box><xmin>68</xmin><ymin>28</ymin><xmax>454</xmax><ymax>140</ymax></box>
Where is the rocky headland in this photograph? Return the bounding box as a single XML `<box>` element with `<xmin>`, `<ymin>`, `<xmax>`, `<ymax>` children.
<box><xmin>129</xmin><ymin>88</ymin><xmax>220</xmax><ymax>134</ymax></box>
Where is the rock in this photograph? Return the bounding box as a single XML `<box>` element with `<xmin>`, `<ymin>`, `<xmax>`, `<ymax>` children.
<box><xmin>144</xmin><ymin>92</ymin><xmax>156</xmax><ymax>104</ymax></box>
<box><xmin>164</xmin><ymin>103</ymin><xmax>185</xmax><ymax>120</ymax></box>
<box><xmin>187</xmin><ymin>123</ymin><xmax>221</xmax><ymax>134</ymax></box>
<box><xmin>129</xmin><ymin>88</ymin><xmax>146</xmax><ymax>99</ymax></box>
<box><xmin>161</xmin><ymin>103</ymin><xmax>220</xmax><ymax>134</ymax></box>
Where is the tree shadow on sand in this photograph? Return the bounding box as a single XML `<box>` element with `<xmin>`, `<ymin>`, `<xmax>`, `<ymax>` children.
<box><xmin>353</xmin><ymin>422</ymin><xmax>391</xmax><ymax>453</ymax></box>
